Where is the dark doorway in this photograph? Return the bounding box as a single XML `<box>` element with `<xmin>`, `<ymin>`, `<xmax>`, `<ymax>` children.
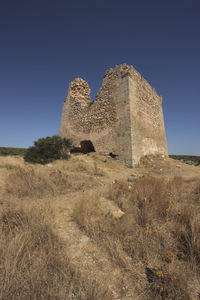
<box><xmin>71</xmin><ymin>140</ymin><xmax>95</xmax><ymax>154</ymax></box>
<box><xmin>80</xmin><ymin>140</ymin><xmax>95</xmax><ymax>153</ymax></box>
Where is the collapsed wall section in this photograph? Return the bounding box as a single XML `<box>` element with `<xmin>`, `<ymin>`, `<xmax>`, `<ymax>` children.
<box><xmin>60</xmin><ymin>65</ymin><xmax>133</xmax><ymax>163</ymax></box>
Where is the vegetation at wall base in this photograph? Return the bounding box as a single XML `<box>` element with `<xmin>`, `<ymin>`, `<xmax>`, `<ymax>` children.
<box><xmin>24</xmin><ymin>135</ymin><xmax>72</xmax><ymax>164</ymax></box>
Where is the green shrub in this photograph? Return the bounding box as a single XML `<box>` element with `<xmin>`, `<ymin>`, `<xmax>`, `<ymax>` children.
<box><xmin>24</xmin><ymin>135</ymin><xmax>72</xmax><ymax>164</ymax></box>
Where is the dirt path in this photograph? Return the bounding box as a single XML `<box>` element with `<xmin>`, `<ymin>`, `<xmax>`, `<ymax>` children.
<box><xmin>53</xmin><ymin>188</ymin><xmax>138</xmax><ymax>299</ymax></box>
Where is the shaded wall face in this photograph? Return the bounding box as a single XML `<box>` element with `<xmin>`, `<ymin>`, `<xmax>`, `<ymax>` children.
<box><xmin>129</xmin><ymin>70</ymin><xmax>168</xmax><ymax>165</ymax></box>
<box><xmin>112</xmin><ymin>75</ymin><xmax>133</xmax><ymax>167</ymax></box>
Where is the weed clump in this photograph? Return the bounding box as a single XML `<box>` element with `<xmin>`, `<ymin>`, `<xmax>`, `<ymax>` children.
<box><xmin>24</xmin><ymin>135</ymin><xmax>72</xmax><ymax>164</ymax></box>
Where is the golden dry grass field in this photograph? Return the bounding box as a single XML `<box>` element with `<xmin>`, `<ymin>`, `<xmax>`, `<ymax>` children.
<box><xmin>0</xmin><ymin>153</ymin><xmax>200</xmax><ymax>299</ymax></box>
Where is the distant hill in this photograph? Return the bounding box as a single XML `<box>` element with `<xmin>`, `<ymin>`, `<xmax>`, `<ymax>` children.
<box><xmin>0</xmin><ymin>147</ymin><xmax>27</xmax><ymax>156</ymax></box>
<box><xmin>169</xmin><ymin>155</ymin><xmax>200</xmax><ymax>166</ymax></box>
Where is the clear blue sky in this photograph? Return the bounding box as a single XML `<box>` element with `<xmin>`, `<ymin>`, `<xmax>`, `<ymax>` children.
<box><xmin>0</xmin><ymin>0</ymin><xmax>199</xmax><ymax>155</ymax></box>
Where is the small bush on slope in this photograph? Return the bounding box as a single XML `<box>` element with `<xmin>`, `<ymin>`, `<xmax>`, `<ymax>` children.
<box><xmin>24</xmin><ymin>135</ymin><xmax>72</xmax><ymax>164</ymax></box>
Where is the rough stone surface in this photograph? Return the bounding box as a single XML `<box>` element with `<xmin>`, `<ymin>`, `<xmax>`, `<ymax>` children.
<box><xmin>60</xmin><ymin>64</ymin><xmax>168</xmax><ymax>167</ymax></box>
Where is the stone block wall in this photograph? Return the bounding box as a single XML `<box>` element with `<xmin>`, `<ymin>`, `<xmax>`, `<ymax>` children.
<box><xmin>60</xmin><ymin>64</ymin><xmax>168</xmax><ymax>167</ymax></box>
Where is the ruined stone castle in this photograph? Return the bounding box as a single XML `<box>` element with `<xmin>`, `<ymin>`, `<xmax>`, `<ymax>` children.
<box><xmin>59</xmin><ymin>64</ymin><xmax>168</xmax><ymax>167</ymax></box>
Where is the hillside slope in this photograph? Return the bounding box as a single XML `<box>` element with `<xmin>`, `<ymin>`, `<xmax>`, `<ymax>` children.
<box><xmin>0</xmin><ymin>153</ymin><xmax>200</xmax><ymax>299</ymax></box>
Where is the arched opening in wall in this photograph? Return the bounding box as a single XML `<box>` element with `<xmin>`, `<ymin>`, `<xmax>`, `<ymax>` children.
<box><xmin>70</xmin><ymin>140</ymin><xmax>96</xmax><ymax>154</ymax></box>
<box><xmin>80</xmin><ymin>140</ymin><xmax>95</xmax><ymax>154</ymax></box>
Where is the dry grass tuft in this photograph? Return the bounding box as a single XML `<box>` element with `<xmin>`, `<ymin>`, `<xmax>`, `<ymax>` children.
<box><xmin>4</xmin><ymin>165</ymin><xmax>95</xmax><ymax>199</ymax></box>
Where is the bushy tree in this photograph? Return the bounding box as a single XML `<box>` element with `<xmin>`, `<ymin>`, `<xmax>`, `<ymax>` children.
<box><xmin>24</xmin><ymin>135</ymin><xmax>72</xmax><ymax>164</ymax></box>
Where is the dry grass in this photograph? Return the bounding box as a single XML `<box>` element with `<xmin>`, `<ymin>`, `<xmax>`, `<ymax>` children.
<box><xmin>0</xmin><ymin>200</ymin><xmax>110</xmax><ymax>300</ymax></box>
<box><xmin>0</xmin><ymin>155</ymin><xmax>110</xmax><ymax>299</ymax></box>
<box><xmin>73</xmin><ymin>175</ymin><xmax>200</xmax><ymax>299</ymax></box>
<box><xmin>0</xmin><ymin>201</ymin><xmax>71</xmax><ymax>300</ymax></box>
<box><xmin>1</xmin><ymin>154</ymin><xmax>200</xmax><ymax>299</ymax></box>
<box><xmin>4</xmin><ymin>164</ymin><xmax>97</xmax><ymax>199</ymax></box>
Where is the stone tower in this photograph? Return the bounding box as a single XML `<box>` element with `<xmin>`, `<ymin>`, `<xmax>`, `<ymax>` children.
<box><xmin>60</xmin><ymin>64</ymin><xmax>168</xmax><ymax>167</ymax></box>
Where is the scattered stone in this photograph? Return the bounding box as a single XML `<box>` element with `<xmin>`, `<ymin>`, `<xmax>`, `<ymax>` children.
<box><xmin>127</xmin><ymin>177</ymin><xmax>135</xmax><ymax>182</ymax></box>
<box><xmin>180</xmin><ymin>159</ymin><xmax>200</xmax><ymax>166</ymax></box>
<box><xmin>46</xmin><ymin>164</ymin><xmax>53</xmax><ymax>168</ymax></box>
<box><xmin>130</xmin><ymin>173</ymin><xmax>137</xmax><ymax>177</ymax></box>
<box><xmin>113</xmin><ymin>209</ymin><xmax>125</xmax><ymax>219</ymax></box>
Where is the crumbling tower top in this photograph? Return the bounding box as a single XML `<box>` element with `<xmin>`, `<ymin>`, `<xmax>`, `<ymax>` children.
<box><xmin>68</xmin><ymin>78</ymin><xmax>91</xmax><ymax>106</ymax></box>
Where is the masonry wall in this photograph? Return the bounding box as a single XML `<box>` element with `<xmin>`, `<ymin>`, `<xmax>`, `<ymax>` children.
<box><xmin>59</xmin><ymin>64</ymin><xmax>168</xmax><ymax>167</ymax></box>
<box><xmin>129</xmin><ymin>68</ymin><xmax>168</xmax><ymax>165</ymax></box>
